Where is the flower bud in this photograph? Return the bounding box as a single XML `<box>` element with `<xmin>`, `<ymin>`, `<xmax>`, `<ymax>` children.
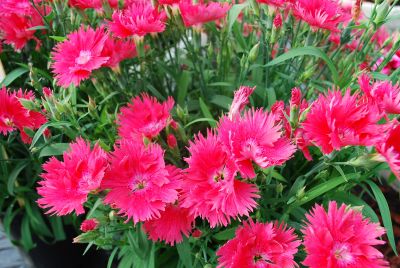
<box><xmin>167</xmin><ymin>134</ymin><xmax>177</xmax><ymax>149</ymax></box>
<box><xmin>80</xmin><ymin>219</ymin><xmax>99</xmax><ymax>232</ymax></box>
<box><xmin>248</xmin><ymin>43</ymin><xmax>260</xmax><ymax>63</ymax></box>
<box><xmin>374</xmin><ymin>1</ymin><xmax>389</xmax><ymax>26</ymax></box>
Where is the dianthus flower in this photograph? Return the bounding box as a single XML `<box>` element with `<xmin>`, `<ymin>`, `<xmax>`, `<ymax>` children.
<box><xmin>101</xmin><ymin>37</ymin><xmax>137</xmax><ymax>70</ymax></box>
<box><xmin>291</xmin><ymin>0</ymin><xmax>350</xmax><ymax>32</ymax></box>
<box><xmin>302</xmin><ymin>89</ymin><xmax>381</xmax><ymax>154</ymax></box>
<box><xmin>376</xmin><ymin>121</ymin><xmax>400</xmax><ymax>180</ymax></box>
<box><xmin>109</xmin><ymin>1</ymin><xmax>166</xmax><ymax>39</ymax></box>
<box><xmin>68</xmin><ymin>0</ymin><xmax>118</xmax><ymax>11</ymax></box>
<box><xmin>219</xmin><ymin>109</ymin><xmax>296</xmax><ymax>179</ymax></box>
<box><xmin>102</xmin><ymin>141</ymin><xmax>179</xmax><ymax>223</ymax></box>
<box><xmin>217</xmin><ymin>221</ymin><xmax>300</xmax><ymax>268</ymax></box>
<box><xmin>359</xmin><ymin>74</ymin><xmax>400</xmax><ymax>116</ymax></box>
<box><xmin>181</xmin><ymin>131</ymin><xmax>259</xmax><ymax>227</ymax></box>
<box><xmin>37</xmin><ymin>138</ymin><xmax>108</xmax><ymax>216</ymax></box>
<box><xmin>51</xmin><ymin>26</ymin><xmax>109</xmax><ymax>87</ymax></box>
<box><xmin>117</xmin><ymin>94</ymin><xmax>174</xmax><ymax>140</ymax></box>
<box><xmin>0</xmin><ymin>87</ymin><xmax>47</xmax><ymax>143</ymax></box>
<box><xmin>228</xmin><ymin>86</ymin><xmax>255</xmax><ymax>119</ymax></box>
<box><xmin>302</xmin><ymin>201</ymin><xmax>388</xmax><ymax>268</ymax></box>
<box><xmin>179</xmin><ymin>0</ymin><xmax>230</xmax><ymax>29</ymax></box>
<box><xmin>80</xmin><ymin>219</ymin><xmax>99</xmax><ymax>232</ymax></box>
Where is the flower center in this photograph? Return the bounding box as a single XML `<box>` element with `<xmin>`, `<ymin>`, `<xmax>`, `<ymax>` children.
<box><xmin>253</xmin><ymin>254</ymin><xmax>272</xmax><ymax>264</ymax></box>
<box><xmin>130</xmin><ymin>174</ymin><xmax>147</xmax><ymax>192</ymax></box>
<box><xmin>213</xmin><ymin>172</ymin><xmax>225</xmax><ymax>182</ymax></box>
<box><xmin>333</xmin><ymin>243</ymin><xmax>354</xmax><ymax>265</ymax></box>
<box><xmin>76</xmin><ymin>50</ymin><xmax>92</xmax><ymax>65</ymax></box>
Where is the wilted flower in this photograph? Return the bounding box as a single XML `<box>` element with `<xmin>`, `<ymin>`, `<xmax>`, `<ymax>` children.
<box><xmin>37</xmin><ymin>138</ymin><xmax>108</xmax><ymax>216</ymax></box>
<box><xmin>302</xmin><ymin>201</ymin><xmax>388</xmax><ymax>268</ymax></box>
<box><xmin>217</xmin><ymin>220</ymin><xmax>300</xmax><ymax>268</ymax></box>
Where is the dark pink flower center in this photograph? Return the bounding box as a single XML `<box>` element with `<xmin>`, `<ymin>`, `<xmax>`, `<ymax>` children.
<box><xmin>333</xmin><ymin>243</ymin><xmax>354</xmax><ymax>265</ymax></box>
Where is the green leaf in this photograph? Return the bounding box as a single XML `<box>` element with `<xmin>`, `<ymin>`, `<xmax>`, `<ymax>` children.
<box><xmin>27</xmin><ymin>25</ymin><xmax>49</xmax><ymax>31</ymax></box>
<box><xmin>177</xmin><ymin>71</ymin><xmax>191</xmax><ymax>106</ymax></box>
<box><xmin>21</xmin><ymin>215</ymin><xmax>35</xmax><ymax>250</ymax></box>
<box><xmin>1</xmin><ymin>68</ymin><xmax>29</xmax><ymax>87</ymax></box>
<box><xmin>24</xmin><ymin>201</ymin><xmax>52</xmax><ymax>238</ymax></box>
<box><xmin>198</xmin><ymin>98</ymin><xmax>216</xmax><ymax>127</ymax></box>
<box><xmin>7</xmin><ymin>161</ymin><xmax>28</xmax><ymax>196</ymax></box>
<box><xmin>30</xmin><ymin>121</ymin><xmax>72</xmax><ymax>149</ymax></box>
<box><xmin>49</xmin><ymin>217</ymin><xmax>66</xmax><ymax>241</ymax></box>
<box><xmin>184</xmin><ymin>118</ymin><xmax>217</xmax><ymax>128</ymax></box>
<box><xmin>176</xmin><ymin>237</ymin><xmax>192</xmax><ymax>268</ymax></box>
<box><xmin>291</xmin><ymin>173</ymin><xmax>360</xmax><ymax>207</ymax></box>
<box><xmin>39</xmin><ymin>143</ymin><xmax>70</xmax><ymax>158</ymax></box>
<box><xmin>213</xmin><ymin>227</ymin><xmax>237</xmax><ymax>241</ymax></box>
<box><xmin>227</xmin><ymin>3</ymin><xmax>248</xmax><ymax>32</ymax></box>
<box><xmin>49</xmin><ymin>35</ymin><xmax>66</xmax><ymax>42</ymax></box>
<box><xmin>210</xmin><ymin>95</ymin><xmax>232</xmax><ymax>110</ymax></box>
<box><xmin>107</xmin><ymin>248</ymin><xmax>119</xmax><ymax>268</ymax></box>
<box><xmin>265</xmin><ymin>46</ymin><xmax>339</xmax><ymax>85</ymax></box>
<box><xmin>366</xmin><ymin>180</ymin><xmax>398</xmax><ymax>255</ymax></box>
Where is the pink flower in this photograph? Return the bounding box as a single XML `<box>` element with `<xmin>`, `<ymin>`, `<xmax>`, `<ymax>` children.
<box><xmin>80</xmin><ymin>219</ymin><xmax>99</xmax><ymax>232</ymax></box>
<box><xmin>51</xmin><ymin>26</ymin><xmax>109</xmax><ymax>87</ymax></box>
<box><xmin>102</xmin><ymin>141</ymin><xmax>179</xmax><ymax>223</ymax></box>
<box><xmin>117</xmin><ymin>94</ymin><xmax>174</xmax><ymax>140</ymax></box>
<box><xmin>359</xmin><ymin>74</ymin><xmax>400</xmax><ymax>116</ymax></box>
<box><xmin>37</xmin><ymin>138</ymin><xmax>108</xmax><ymax>216</ymax></box>
<box><xmin>159</xmin><ymin>0</ymin><xmax>180</xmax><ymax>5</ymax></box>
<box><xmin>302</xmin><ymin>90</ymin><xmax>381</xmax><ymax>154</ymax></box>
<box><xmin>0</xmin><ymin>88</ymin><xmax>47</xmax><ymax>143</ymax></box>
<box><xmin>109</xmin><ymin>1</ymin><xmax>167</xmax><ymax>39</ymax></box>
<box><xmin>0</xmin><ymin>0</ymin><xmax>36</xmax><ymax>16</ymax></box>
<box><xmin>68</xmin><ymin>0</ymin><xmax>118</xmax><ymax>11</ymax></box>
<box><xmin>217</xmin><ymin>221</ymin><xmax>300</xmax><ymax>268</ymax></box>
<box><xmin>376</xmin><ymin>121</ymin><xmax>400</xmax><ymax>180</ymax></box>
<box><xmin>290</xmin><ymin>87</ymin><xmax>301</xmax><ymax>107</ymax></box>
<box><xmin>228</xmin><ymin>86</ymin><xmax>255</xmax><ymax>119</ymax></box>
<box><xmin>302</xmin><ymin>201</ymin><xmax>388</xmax><ymax>268</ymax></box>
<box><xmin>0</xmin><ymin>12</ymin><xmax>43</xmax><ymax>50</ymax></box>
<box><xmin>291</xmin><ymin>0</ymin><xmax>350</xmax><ymax>32</ymax></box>
<box><xmin>101</xmin><ymin>37</ymin><xmax>137</xmax><ymax>70</ymax></box>
<box><xmin>256</xmin><ymin>0</ymin><xmax>290</xmax><ymax>8</ymax></box>
<box><xmin>179</xmin><ymin>0</ymin><xmax>230</xmax><ymax>29</ymax></box>
<box><xmin>143</xmin><ymin>203</ymin><xmax>194</xmax><ymax>245</ymax></box>
<box><xmin>181</xmin><ymin>131</ymin><xmax>259</xmax><ymax>227</ymax></box>
<box><xmin>167</xmin><ymin>134</ymin><xmax>177</xmax><ymax>148</ymax></box>
<box><xmin>273</xmin><ymin>13</ymin><xmax>283</xmax><ymax>28</ymax></box>
<box><xmin>218</xmin><ymin>109</ymin><xmax>296</xmax><ymax>179</ymax></box>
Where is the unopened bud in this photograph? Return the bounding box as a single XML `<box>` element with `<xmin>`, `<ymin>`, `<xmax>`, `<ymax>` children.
<box><xmin>167</xmin><ymin>134</ymin><xmax>177</xmax><ymax>149</ymax></box>
<box><xmin>374</xmin><ymin>1</ymin><xmax>389</xmax><ymax>26</ymax></box>
<box><xmin>248</xmin><ymin>42</ymin><xmax>260</xmax><ymax>63</ymax></box>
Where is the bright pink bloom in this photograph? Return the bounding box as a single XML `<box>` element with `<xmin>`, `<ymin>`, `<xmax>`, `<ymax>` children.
<box><xmin>302</xmin><ymin>90</ymin><xmax>381</xmax><ymax>154</ymax></box>
<box><xmin>181</xmin><ymin>132</ymin><xmax>259</xmax><ymax>227</ymax></box>
<box><xmin>292</xmin><ymin>0</ymin><xmax>350</xmax><ymax>32</ymax></box>
<box><xmin>159</xmin><ymin>0</ymin><xmax>180</xmax><ymax>5</ymax></box>
<box><xmin>109</xmin><ymin>1</ymin><xmax>167</xmax><ymax>39</ymax></box>
<box><xmin>302</xmin><ymin>201</ymin><xmax>388</xmax><ymax>268</ymax></box>
<box><xmin>217</xmin><ymin>221</ymin><xmax>300</xmax><ymax>268</ymax></box>
<box><xmin>219</xmin><ymin>109</ymin><xmax>296</xmax><ymax>179</ymax></box>
<box><xmin>117</xmin><ymin>94</ymin><xmax>174</xmax><ymax>140</ymax></box>
<box><xmin>51</xmin><ymin>26</ymin><xmax>109</xmax><ymax>87</ymax></box>
<box><xmin>0</xmin><ymin>0</ymin><xmax>37</xmax><ymax>16</ymax></box>
<box><xmin>0</xmin><ymin>12</ymin><xmax>43</xmax><ymax>50</ymax></box>
<box><xmin>359</xmin><ymin>74</ymin><xmax>400</xmax><ymax>115</ymax></box>
<box><xmin>228</xmin><ymin>86</ymin><xmax>255</xmax><ymax>119</ymax></box>
<box><xmin>179</xmin><ymin>0</ymin><xmax>230</xmax><ymax>29</ymax></box>
<box><xmin>68</xmin><ymin>0</ymin><xmax>118</xmax><ymax>11</ymax></box>
<box><xmin>102</xmin><ymin>141</ymin><xmax>179</xmax><ymax>223</ymax></box>
<box><xmin>376</xmin><ymin>121</ymin><xmax>400</xmax><ymax>180</ymax></box>
<box><xmin>256</xmin><ymin>0</ymin><xmax>290</xmax><ymax>8</ymax></box>
<box><xmin>143</xmin><ymin>203</ymin><xmax>194</xmax><ymax>245</ymax></box>
<box><xmin>37</xmin><ymin>138</ymin><xmax>108</xmax><ymax>216</ymax></box>
<box><xmin>80</xmin><ymin>219</ymin><xmax>99</xmax><ymax>232</ymax></box>
<box><xmin>167</xmin><ymin>134</ymin><xmax>177</xmax><ymax>148</ymax></box>
<box><xmin>101</xmin><ymin>37</ymin><xmax>137</xmax><ymax>69</ymax></box>
<box><xmin>0</xmin><ymin>88</ymin><xmax>47</xmax><ymax>143</ymax></box>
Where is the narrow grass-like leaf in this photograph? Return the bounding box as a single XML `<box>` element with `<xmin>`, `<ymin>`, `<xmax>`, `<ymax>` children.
<box><xmin>1</xmin><ymin>68</ymin><xmax>28</xmax><ymax>86</ymax></box>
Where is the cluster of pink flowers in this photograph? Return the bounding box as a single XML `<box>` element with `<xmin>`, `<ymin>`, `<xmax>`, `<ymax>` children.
<box><xmin>0</xmin><ymin>0</ymin><xmax>49</xmax><ymax>50</ymax></box>
<box><xmin>51</xmin><ymin>26</ymin><xmax>137</xmax><ymax>87</ymax></box>
<box><xmin>0</xmin><ymin>87</ymin><xmax>47</xmax><ymax>143</ymax></box>
<box><xmin>217</xmin><ymin>201</ymin><xmax>388</xmax><ymax>267</ymax></box>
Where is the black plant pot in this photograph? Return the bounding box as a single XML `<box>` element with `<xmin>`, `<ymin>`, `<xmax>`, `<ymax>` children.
<box><xmin>7</xmin><ymin>215</ymin><xmax>109</xmax><ymax>268</ymax></box>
